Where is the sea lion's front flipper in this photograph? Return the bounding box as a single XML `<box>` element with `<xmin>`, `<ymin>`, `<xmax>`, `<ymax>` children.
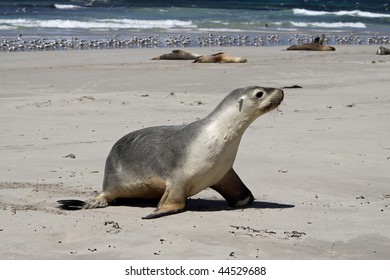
<box><xmin>142</xmin><ymin>207</ymin><xmax>186</xmax><ymax>219</ymax></box>
<box><xmin>142</xmin><ymin>187</ymin><xmax>187</xmax><ymax>219</ymax></box>
<box><xmin>211</xmin><ymin>168</ymin><xmax>254</xmax><ymax>207</ymax></box>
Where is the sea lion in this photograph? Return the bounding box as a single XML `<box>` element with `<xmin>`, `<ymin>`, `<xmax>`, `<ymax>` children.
<box><xmin>193</xmin><ymin>52</ymin><xmax>248</xmax><ymax>63</ymax></box>
<box><xmin>151</xmin><ymin>49</ymin><xmax>202</xmax><ymax>60</ymax></box>
<box><xmin>313</xmin><ymin>34</ymin><xmax>325</xmax><ymax>45</ymax></box>
<box><xmin>287</xmin><ymin>43</ymin><xmax>335</xmax><ymax>51</ymax></box>
<box><xmin>376</xmin><ymin>46</ymin><xmax>390</xmax><ymax>55</ymax></box>
<box><xmin>58</xmin><ymin>86</ymin><xmax>284</xmax><ymax>219</ymax></box>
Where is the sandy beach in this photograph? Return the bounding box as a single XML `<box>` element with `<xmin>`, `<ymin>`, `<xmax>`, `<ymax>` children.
<box><xmin>0</xmin><ymin>45</ymin><xmax>389</xmax><ymax>260</ymax></box>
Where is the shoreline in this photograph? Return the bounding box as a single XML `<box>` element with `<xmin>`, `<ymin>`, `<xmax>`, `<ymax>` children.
<box><xmin>1</xmin><ymin>30</ymin><xmax>389</xmax><ymax>52</ymax></box>
<box><xmin>1</xmin><ymin>45</ymin><xmax>389</xmax><ymax>259</ymax></box>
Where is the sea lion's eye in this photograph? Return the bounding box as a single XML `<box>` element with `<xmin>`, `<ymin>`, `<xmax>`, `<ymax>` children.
<box><xmin>255</xmin><ymin>91</ymin><xmax>264</xmax><ymax>98</ymax></box>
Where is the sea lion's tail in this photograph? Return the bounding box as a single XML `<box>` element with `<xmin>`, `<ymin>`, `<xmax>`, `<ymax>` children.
<box><xmin>57</xmin><ymin>199</ymin><xmax>86</xmax><ymax>210</ymax></box>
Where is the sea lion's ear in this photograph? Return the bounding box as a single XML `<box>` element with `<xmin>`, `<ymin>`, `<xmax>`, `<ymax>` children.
<box><xmin>238</xmin><ymin>98</ymin><xmax>244</xmax><ymax>112</ymax></box>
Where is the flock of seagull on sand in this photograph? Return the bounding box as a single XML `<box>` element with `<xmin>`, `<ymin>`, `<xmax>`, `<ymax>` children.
<box><xmin>1</xmin><ymin>33</ymin><xmax>390</xmax><ymax>52</ymax></box>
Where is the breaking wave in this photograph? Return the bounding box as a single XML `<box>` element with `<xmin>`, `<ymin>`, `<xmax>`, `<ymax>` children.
<box><xmin>290</xmin><ymin>21</ymin><xmax>367</xmax><ymax>29</ymax></box>
<box><xmin>53</xmin><ymin>4</ymin><xmax>85</xmax><ymax>10</ymax></box>
<box><xmin>293</xmin><ymin>9</ymin><xmax>390</xmax><ymax>19</ymax></box>
<box><xmin>0</xmin><ymin>18</ymin><xmax>195</xmax><ymax>30</ymax></box>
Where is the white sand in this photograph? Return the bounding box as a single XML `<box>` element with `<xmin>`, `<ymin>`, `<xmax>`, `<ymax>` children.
<box><xmin>0</xmin><ymin>45</ymin><xmax>389</xmax><ymax>259</ymax></box>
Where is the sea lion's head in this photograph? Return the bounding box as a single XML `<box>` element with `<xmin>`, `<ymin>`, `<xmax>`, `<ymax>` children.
<box><xmin>208</xmin><ymin>86</ymin><xmax>284</xmax><ymax>123</ymax></box>
<box><xmin>237</xmin><ymin>86</ymin><xmax>284</xmax><ymax>116</ymax></box>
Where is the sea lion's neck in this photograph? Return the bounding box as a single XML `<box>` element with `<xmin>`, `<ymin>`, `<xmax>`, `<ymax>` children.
<box><xmin>205</xmin><ymin>105</ymin><xmax>256</xmax><ymax>142</ymax></box>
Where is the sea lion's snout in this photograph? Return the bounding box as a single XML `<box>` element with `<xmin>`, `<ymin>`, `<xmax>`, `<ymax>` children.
<box><xmin>259</xmin><ymin>88</ymin><xmax>284</xmax><ymax>114</ymax></box>
<box><xmin>271</xmin><ymin>88</ymin><xmax>284</xmax><ymax>107</ymax></box>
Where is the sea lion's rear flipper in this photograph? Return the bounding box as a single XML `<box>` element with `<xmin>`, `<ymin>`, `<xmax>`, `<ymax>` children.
<box><xmin>211</xmin><ymin>168</ymin><xmax>254</xmax><ymax>208</ymax></box>
<box><xmin>58</xmin><ymin>194</ymin><xmax>109</xmax><ymax>210</ymax></box>
<box><xmin>192</xmin><ymin>56</ymin><xmax>202</xmax><ymax>63</ymax></box>
<box><xmin>57</xmin><ymin>199</ymin><xmax>86</xmax><ymax>210</ymax></box>
<box><xmin>142</xmin><ymin>187</ymin><xmax>187</xmax><ymax>219</ymax></box>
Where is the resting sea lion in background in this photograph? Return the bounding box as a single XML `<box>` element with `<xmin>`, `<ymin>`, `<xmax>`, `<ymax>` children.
<box><xmin>193</xmin><ymin>52</ymin><xmax>248</xmax><ymax>63</ymax></box>
<box><xmin>151</xmin><ymin>50</ymin><xmax>203</xmax><ymax>60</ymax></box>
<box><xmin>287</xmin><ymin>43</ymin><xmax>335</xmax><ymax>51</ymax></box>
<box><xmin>376</xmin><ymin>46</ymin><xmax>390</xmax><ymax>55</ymax></box>
<box><xmin>287</xmin><ymin>34</ymin><xmax>335</xmax><ymax>51</ymax></box>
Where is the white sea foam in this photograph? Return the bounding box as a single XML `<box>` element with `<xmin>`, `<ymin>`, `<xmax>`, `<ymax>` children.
<box><xmin>0</xmin><ymin>26</ymin><xmax>16</xmax><ymax>30</ymax></box>
<box><xmin>199</xmin><ymin>28</ymin><xmax>247</xmax><ymax>33</ymax></box>
<box><xmin>277</xmin><ymin>28</ymin><xmax>298</xmax><ymax>31</ymax></box>
<box><xmin>0</xmin><ymin>18</ymin><xmax>195</xmax><ymax>30</ymax></box>
<box><xmin>290</xmin><ymin>21</ymin><xmax>366</xmax><ymax>29</ymax></box>
<box><xmin>293</xmin><ymin>9</ymin><xmax>329</xmax><ymax>16</ymax></box>
<box><xmin>54</xmin><ymin>4</ymin><xmax>85</xmax><ymax>10</ymax></box>
<box><xmin>335</xmin><ymin>10</ymin><xmax>390</xmax><ymax>18</ymax></box>
<box><xmin>293</xmin><ymin>8</ymin><xmax>390</xmax><ymax>18</ymax></box>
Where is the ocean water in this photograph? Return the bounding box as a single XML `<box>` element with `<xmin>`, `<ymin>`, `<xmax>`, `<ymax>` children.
<box><xmin>1</xmin><ymin>0</ymin><xmax>389</xmax><ymax>50</ymax></box>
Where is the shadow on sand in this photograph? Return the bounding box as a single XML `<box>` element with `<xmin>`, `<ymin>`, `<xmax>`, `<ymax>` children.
<box><xmin>110</xmin><ymin>198</ymin><xmax>294</xmax><ymax>213</ymax></box>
